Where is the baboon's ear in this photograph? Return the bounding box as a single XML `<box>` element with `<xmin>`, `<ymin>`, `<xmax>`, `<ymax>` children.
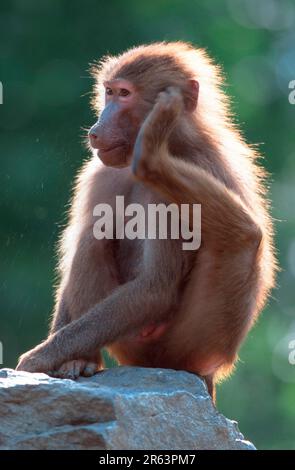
<box><xmin>185</xmin><ymin>79</ymin><xmax>199</xmax><ymax>112</ymax></box>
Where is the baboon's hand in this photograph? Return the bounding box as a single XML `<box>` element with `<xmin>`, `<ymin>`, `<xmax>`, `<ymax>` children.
<box><xmin>132</xmin><ymin>86</ymin><xmax>184</xmax><ymax>176</ymax></box>
<box><xmin>49</xmin><ymin>359</ymin><xmax>100</xmax><ymax>380</ymax></box>
<box><xmin>16</xmin><ymin>342</ymin><xmax>54</xmax><ymax>374</ymax></box>
<box><xmin>151</xmin><ymin>86</ymin><xmax>184</xmax><ymax>132</ymax></box>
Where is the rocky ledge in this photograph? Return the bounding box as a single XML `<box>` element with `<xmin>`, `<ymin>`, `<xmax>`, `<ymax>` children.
<box><xmin>0</xmin><ymin>367</ymin><xmax>255</xmax><ymax>450</ymax></box>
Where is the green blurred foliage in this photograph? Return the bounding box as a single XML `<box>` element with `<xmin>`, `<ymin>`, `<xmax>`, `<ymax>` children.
<box><xmin>0</xmin><ymin>0</ymin><xmax>295</xmax><ymax>450</ymax></box>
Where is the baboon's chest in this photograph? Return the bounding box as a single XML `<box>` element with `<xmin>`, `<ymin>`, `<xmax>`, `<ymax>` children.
<box><xmin>115</xmin><ymin>236</ymin><xmax>144</xmax><ymax>283</ymax></box>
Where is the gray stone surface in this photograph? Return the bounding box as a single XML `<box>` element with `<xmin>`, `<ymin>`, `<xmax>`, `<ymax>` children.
<box><xmin>0</xmin><ymin>367</ymin><xmax>255</xmax><ymax>450</ymax></box>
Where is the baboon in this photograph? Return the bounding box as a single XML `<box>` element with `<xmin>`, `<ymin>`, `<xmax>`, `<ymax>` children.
<box><xmin>17</xmin><ymin>42</ymin><xmax>276</xmax><ymax>399</ymax></box>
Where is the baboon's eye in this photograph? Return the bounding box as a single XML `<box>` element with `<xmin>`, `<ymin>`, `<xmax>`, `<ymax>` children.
<box><xmin>106</xmin><ymin>87</ymin><xmax>113</xmax><ymax>96</ymax></box>
<box><xmin>119</xmin><ymin>88</ymin><xmax>130</xmax><ymax>97</ymax></box>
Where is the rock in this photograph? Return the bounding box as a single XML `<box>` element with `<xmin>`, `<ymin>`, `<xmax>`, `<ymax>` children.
<box><xmin>0</xmin><ymin>367</ymin><xmax>255</xmax><ymax>450</ymax></box>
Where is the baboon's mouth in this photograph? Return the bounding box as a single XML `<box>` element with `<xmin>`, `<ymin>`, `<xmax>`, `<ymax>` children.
<box><xmin>99</xmin><ymin>142</ymin><xmax>126</xmax><ymax>155</ymax></box>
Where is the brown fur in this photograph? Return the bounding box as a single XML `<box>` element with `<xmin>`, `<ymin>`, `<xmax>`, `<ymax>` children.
<box><xmin>16</xmin><ymin>42</ymin><xmax>277</xmax><ymax>398</ymax></box>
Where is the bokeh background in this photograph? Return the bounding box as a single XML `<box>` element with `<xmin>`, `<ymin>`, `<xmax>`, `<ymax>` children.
<box><xmin>1</xmin><ymin>0</ymin><xmax>295</xmax><ymax>449</ymax></box>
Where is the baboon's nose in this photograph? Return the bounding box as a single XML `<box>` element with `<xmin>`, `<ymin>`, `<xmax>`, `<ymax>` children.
<box><xmin>89</xmin><ymin>125</ymin><xmax>101</xmax><ymax>149</ymax></box>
